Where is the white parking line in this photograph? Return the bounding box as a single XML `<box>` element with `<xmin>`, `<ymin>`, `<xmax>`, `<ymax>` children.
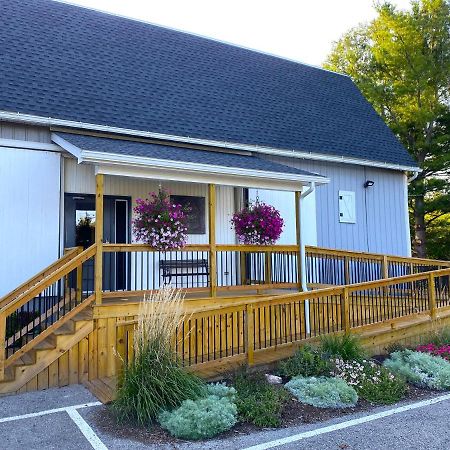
<box><xmin>0</xmin><ymin>401</ymin><xmax>106</xmax><ymax>449</ymax></box>
<box><xmin>0</xmin><ymin>402</ymin><xmax>101</xmax><ymax>423</ymax></box>
<box><xmin>67</xmin><ymin>406</ymin><xmax>108</xmax><ymax>450</ymax></box>
<box><xmin>242</xmin><ymin>393</ymin><xmax>450</xmax><ymax>450</ymax></box>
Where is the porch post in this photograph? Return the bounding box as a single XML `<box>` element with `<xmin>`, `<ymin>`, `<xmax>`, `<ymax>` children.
<box><xmin>208</xmin><ymin>184</ymin><xmax>217</xmax><ymax>297</ymax></box>
<box><xmin>95</xmin><ymin>173</ymin><xmax>104</xmax><ymax>305</ymax></box>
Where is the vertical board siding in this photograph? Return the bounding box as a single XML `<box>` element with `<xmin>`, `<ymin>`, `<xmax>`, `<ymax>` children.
<box><xmin>64</xmin><ymin>159</ymin><xmax>236</xmax><ymax>245</ymax></box>
<box><xmin>0</xmin><ymin>122</ymin><xmax>52</xmax><ymax>143</ymax></box>
<box><xmin>0</xmin><ymin>148</ymin><xmax>61</xmax><ymax>297</ymax></box>
<box><xmin>261</xmin><ymin>155</ymin><xmax>409</xmax><ymax>256</ymax></box>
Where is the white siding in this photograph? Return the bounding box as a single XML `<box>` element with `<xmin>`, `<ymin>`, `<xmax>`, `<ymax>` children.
<box><xmin>0</xmin><ymin>148</ymin><xmax>61</xmax><ymax>296</ymax></box>
<box><xmin>261</xmin><ymin>155</ymin><xmax>410</xmax><ymax>256</ymax></box>
<box><xmin>0</xmin><ymin>122</ymin><xmax>51</xmax><ymax>143</ymax></box>
<box><xmin>248</xmin><ymin>188</ymin><xmax>318</xmax><ymax>246</ymax></box>
<box><xmin>64</xmin><ymin>159</ymin><xmax>236</xmax><ymax>245</ymax></box>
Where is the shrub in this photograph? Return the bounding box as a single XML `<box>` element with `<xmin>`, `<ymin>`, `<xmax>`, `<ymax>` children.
<box><xmin>384</xmin><ymin>350</ymin><xmax>450</xmax><ymax>390</ymax></box>
<box><xmin>285</xmin><ymin>376</ymin><xmax>358</xmax><ymax>408</ymax></box>
<box><xmin>113</xmin><ymin>287</ymin><xmax>205</xmax><ymax>425</ymax></box>
<box><xmin>320</xmin><ymin>334</ymin><xmax>365</xmax><ymax>361</ymax></box>
<box><xmin>234</xmin><ymin>371</ymin><xmax>288</xmax><ymax>427</ymax></box>
<box><xmin>429</xmin><ymin>327</ymin><xmax>450</xmax><ymax>347</ymax></box>
<box><xmin>278</xmin><ymin>345</ymin><xmax>331</xmax><ymax>378</ymax></box>
<box><xmin>333</xmin><ymin>359</ymin><xmax>407</xmax><ymax>405</ymax></box>
<box><xmin>206</xmin><ymin>382</ymin><xmax>236</xmax><ymax>400</ymax></box>
<box><xmin>158</xmin><ymin>395</ymin><xmax>237</xmax><ymax>440</ymax></box>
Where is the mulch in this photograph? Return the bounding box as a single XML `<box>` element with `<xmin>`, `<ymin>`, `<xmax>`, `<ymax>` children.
<box><xmin>89</xmin><ymin>383</ymin><xmax>440</xmax><ymax>446</ymax></box>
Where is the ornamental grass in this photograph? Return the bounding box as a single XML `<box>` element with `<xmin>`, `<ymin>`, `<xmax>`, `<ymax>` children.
<box><xmin>113</xmin><ymin>286</ymin><xmax>205</xmax><ymax>426</ymax></box>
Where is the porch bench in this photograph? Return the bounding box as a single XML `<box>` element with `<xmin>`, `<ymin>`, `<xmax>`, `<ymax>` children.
<box><xmin>160</xmin><ymin>259</ymin><xmax>209</xmax><ymax>285</ymax></box>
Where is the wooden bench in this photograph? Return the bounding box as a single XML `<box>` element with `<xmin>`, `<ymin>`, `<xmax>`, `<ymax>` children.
<box><xmin>160</xmin><ymin>259</ymin><xmax>209</xmax><ymax>285</ymax></box>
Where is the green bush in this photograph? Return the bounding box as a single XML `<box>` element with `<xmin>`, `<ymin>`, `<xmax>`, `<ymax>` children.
<box><xmin>333</xmin><ymin>359</ymin><xmax>407</xmax><ymax>405</ymax></box>
<box><xmin>320</xmin><ymin>334</ymin><xmax>365</xmax><ymax>361</ymax></box>
<box><xmin>384</xmin><ymin>350</ymin><xmax>450</xmax><ymax>390</ymax></box>
<box><xmin>278</xmin><ymin>345</ymin><xmax>331</xmax><ymax>378</ymax></box>
<box><xmin>285</xmin><ymin>376</ymin><xmax>358</xmax><ymax>408</ymax></box>
<box><xmin>429</xmin><ymin>327</ymin><xmax>450</xmax><ymax>346</ymax></box>
<box><xmin>113</xmin><ymin>288</ymin><xmax>206</xmax><ymax>425</ymax></box>
<box><xmin>234</xmin><ymin>371</ymin><xmax>288</xmax><ymax>427</ymax></box>
<box><xmin>114</xmin><ymin>342</ymin><xmax>206</xmax><ymax>425</ymax></box>
<box><xmin>206</xmin><ymin>382</ymin><xmax>236</xmax><ymax>400</ymax></box>
<box><xmin>158</xmin><ymin>395</ymin><xmax>237</xmax><ymax>440</ymax></box>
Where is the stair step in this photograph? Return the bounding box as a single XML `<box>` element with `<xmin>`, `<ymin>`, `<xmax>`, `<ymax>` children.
<box><xmin>34</xmin><ymin>335</ymin><xmax>56</xmax><ymax>350</ymax></box>
<box><xmin>13</xmin><ymin>351</ymin><xmax>36</xmax><ymax>366</ymax></box>
<box><xmin>72</xmin><ymin>308</ymin><xmax>93</xmax><ymax>322</ymax></box>
<box><xmin>53</xmin><ymin>320</ymin><xmax>75</xmax><ymax>335</ymax></box>
<box><xmin>84</xmin><ymin>377</ymin><xmax>117</xmax><ymax>404</ymax></box>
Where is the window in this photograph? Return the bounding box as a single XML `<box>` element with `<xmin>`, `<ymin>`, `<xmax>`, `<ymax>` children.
<box><xmin>170</xmin><ymin>195</ymin><xmax>206</xmax><ymax>234</ymax></box>
<box><xmin>338</xmin><ymin>191</ymin><xmax>356</xmax><ymax>224</ymax></box>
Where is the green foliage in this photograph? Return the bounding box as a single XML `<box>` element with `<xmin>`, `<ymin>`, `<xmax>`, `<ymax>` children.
<box><xmin>384</xmin><ymin>350</ymin><xmax>450</xmax><ymax>390</ymax></box>
<box><xmin>206</xmin><ymin>382</ymin><xmax>236</xmax><ymax>400</ymax></box>
<box><xmin>324</xmin><ymin>0</ymin><xmax>450</xmax><ymax>257</ymax></box>
<box><xmin>333</xmin><ymin>359</ymin><xmax>407</xmax><ymax>405</ymax></box>
<box><xmin>113</xmin><ymin>342</ymin><xmax>206</xmax><ymax>425</ymax></box>
<box><xmin>320</xmin><ymin>334</ymin><xmax>365</xmax><ymax>361</ymax></box>
<box><xmin>429</xmin><ymin>327</ymin><xmax>450</xmax><ymax>346</ymax></box>
<box><xmin>385</xmin><ymin>342</ymin><xmax>406</xmax><ymax>354</ymax></box>
<box><xmin>285</xmin><ymin>376</ymin><xmax>358</xmax><ymax>409</ymax></box>
<box><xmin>234</xmin><ymin>371</ymin><xmax>288</xmax><ymax>427</ymax></box>
<box><xmin>426</xmin><ymin>213</ymin><xmax>450</xmax><ymax>260</ymax></box>
<box><xmin>158</xmin><ymin>395</ymin><xmax>237</xmax><ymax>440</ymax></box>
<box><xmin>278</xmin><ymin>345</ymin><xmax>332</xmax><ymax>378</ymax></box>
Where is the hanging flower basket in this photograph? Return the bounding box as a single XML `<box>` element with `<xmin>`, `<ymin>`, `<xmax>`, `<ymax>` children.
<box><xmin>231</xmin><ymin>201</ymin><xmax>284</xmax><ymax>245</ymax></box>
<box><xmin>132</xmin><ymin>189</ymin><xmax>189</xmax><ymax>251</ymax></box>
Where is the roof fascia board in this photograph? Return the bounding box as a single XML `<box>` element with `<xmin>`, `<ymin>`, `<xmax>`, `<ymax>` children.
<box><xmin>0</xmin><ymin>138</ymin><xmax>60</xmax><ymax>152</ymax></box>
<box><xmin>4</xmin><ymin>111</ymin><xmax>421</xmax><ymax>172</ymax></box>
<box><xmin>95</xmin><ymin>162</ymin><xmax>307</xmax><ymax>192</ymax></box>
<box><xmin>82</xmin><ymin>150</ymin><xmax>329</xmax><ymax>186</ymax></box>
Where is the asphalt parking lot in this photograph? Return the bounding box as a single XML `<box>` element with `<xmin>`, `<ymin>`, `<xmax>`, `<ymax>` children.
<box><xmin>1</xmin><ymin>385</ymin><xmax>450</xmax><ymax>450</ymax></box>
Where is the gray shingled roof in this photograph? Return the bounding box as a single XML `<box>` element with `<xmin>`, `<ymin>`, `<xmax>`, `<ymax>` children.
<box><xmin>55</xmin><ymin>132</ymin><xmax>326</xmax><ymax>180</ymax></box>
<box><xmin>0</xmin><ymin>0</ymin><xmax>418</xmax><ymax>168</ymax></box>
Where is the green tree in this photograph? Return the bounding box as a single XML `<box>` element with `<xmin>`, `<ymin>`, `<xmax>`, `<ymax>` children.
<box><xmin>324</xmin><ymin>0</ymin><xmax>450</xmax><ymax>258</ymax></box>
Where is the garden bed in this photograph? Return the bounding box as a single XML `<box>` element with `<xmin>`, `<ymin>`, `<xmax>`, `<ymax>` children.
<box><xmin>88</xmin><ymin>383</ymin><xmax>441</xmax><ymax>446</ymax></box>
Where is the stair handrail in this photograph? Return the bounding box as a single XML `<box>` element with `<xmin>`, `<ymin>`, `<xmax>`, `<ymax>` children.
<box><xmin>0</xmin><ymin>246</ymin><xmax>84</xmax><ymax>309</ymax></box>
<box><xmin>0</xmin><ymin>244</ymin><xmax>96</xmax><ymax>317</ymax></box>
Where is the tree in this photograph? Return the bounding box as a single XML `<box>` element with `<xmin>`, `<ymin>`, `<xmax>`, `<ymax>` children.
<box><xmin>324</xmin><ymin>0</ymin><xmax>450</xmax><ymax>258</ymax></box>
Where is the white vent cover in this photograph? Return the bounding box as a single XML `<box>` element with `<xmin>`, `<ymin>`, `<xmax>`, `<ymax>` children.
<box><xmin>338</xmin><ymin>191</ymin><xmax>356</xmax><ymax>224</ymax></box>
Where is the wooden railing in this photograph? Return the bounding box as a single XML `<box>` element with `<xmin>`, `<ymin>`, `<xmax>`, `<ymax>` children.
<box><xmin>305</xmin><ymin>246</ymin><xmax>450</xmax><ymax>286</ymax></box>
<box><xmin>102</xmin><ymin>243</ymin><xmax>450</xmax><ymax>296</ymax></box>
<box><xmin>0</xmin><ymin>245</ymin><xmax>97</xmax><ymax>381</ymax></box>
<box><xmin>111</xmin><ymin>267</ymin><xmax>450</xmax><ymax>372</ymax></box>
<box><xmin>0</xmin><ymin>247</ymin><xmax>83</xmax><ymax>309</ymax></box>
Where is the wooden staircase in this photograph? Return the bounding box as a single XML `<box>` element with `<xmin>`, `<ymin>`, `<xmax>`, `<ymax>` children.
<box><xmin>0</xmin><ymin>307</ymin><xmax>94</xmax><ymax>395</ymax></box>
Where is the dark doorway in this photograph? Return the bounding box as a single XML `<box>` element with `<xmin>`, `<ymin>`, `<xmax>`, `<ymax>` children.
<box><xmin>64</xmin><ymin>194</ymin><xmax>131</xmax><ymax>291</ymax></box>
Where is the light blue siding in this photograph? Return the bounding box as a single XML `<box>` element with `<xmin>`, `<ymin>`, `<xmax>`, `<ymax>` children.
<box><xmin>263</xmin><ymin>155</ymin><xmax>410</xmax><ymax>257</ymax></box>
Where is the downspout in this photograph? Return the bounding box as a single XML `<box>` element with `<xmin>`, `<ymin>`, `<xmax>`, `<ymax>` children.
<box><xmin>298</xmin><ymin>182</ymin><xmax>316</xmax><ymax>335</ymax></box>
<box><xmin>407</xmin><ymin>171</ymin><xmax>419</xmax><ymax>183</ymax></box>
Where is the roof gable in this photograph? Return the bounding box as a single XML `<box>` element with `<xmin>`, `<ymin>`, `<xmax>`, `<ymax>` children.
<box><xmin>0</xmin><ymin>0</ymin><xmax>418</xmax><ymax>168</ymax></box>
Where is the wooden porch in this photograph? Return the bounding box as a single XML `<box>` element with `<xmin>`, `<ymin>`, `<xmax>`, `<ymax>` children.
<box><xmin>1</xmin><ymin>174</ymin><xmax>450</xmax><ymax>397</ymax></box>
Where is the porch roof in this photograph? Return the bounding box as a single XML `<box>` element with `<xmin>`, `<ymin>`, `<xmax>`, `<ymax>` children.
<box><xmin>53</xmin><ymin>132</ymin><xmax>329</xmax><ymax>191</ymax></box>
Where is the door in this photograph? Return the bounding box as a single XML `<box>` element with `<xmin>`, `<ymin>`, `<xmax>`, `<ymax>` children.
<box><xmin>64</xmin><ymin>194</ymin><xmax>131</xmax><ymax>291</ymax></box>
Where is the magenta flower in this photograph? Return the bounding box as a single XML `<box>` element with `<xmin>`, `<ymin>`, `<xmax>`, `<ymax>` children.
<box><xmin>132</xmin><ymin>189</ymin><xmax>188</xmax><ymax>251</ymax></box>
<box><xmin>231</xmin><ymin>201</ymin><xmax>284</xmax><ymax>245</ymax></box>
